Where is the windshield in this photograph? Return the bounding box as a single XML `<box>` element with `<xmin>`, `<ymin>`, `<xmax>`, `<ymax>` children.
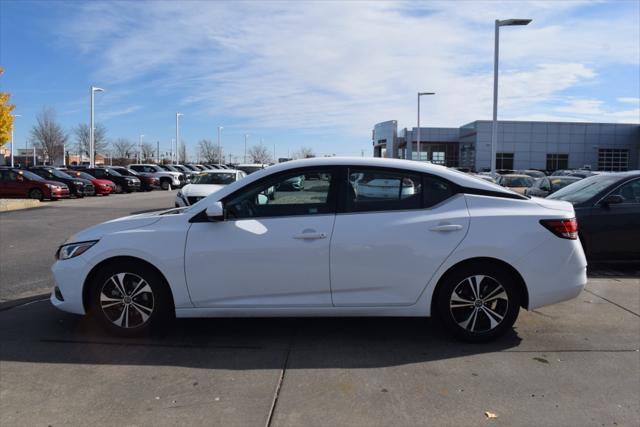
<box><xmin>73</xmin><ymin>171</ymin><xmax>95</xmax><ymax>180</ymax></box>
<box><xmin>502</xmin><ymin>176</ymin><xmax>534</xmax><ymax>187</ymax></box>
<box><xmin>49</xmin><ymin>169</ymin><xmax>73</xmax><ymax>179</ymax></box>
<box><xmin>113</xmin><ymin>168</ymin><xmax>134</xmax><ymax>176</ymax></box>
<box><xmin>548</xmin><ymin>175</ymin><xmax>620</xmax><ymax>203</ymax></box>
<box><xmin>104</xmin><ymin>168</ymin><xmax>123</xmax><ymax>177</ymax></box>
<box><xmin>18</xmin><ymin>170</ymin><xmax>45</xmax><ymax>181</ymax></box>
<box><xmin>550</xmin><ymin>177</ymin><xmax>580</xmax><ymax>190</ymax></box>
<box><xmin>191</xmin><ymin>172</ymin><xmax>237</xmax><ymax>185</ymax></box>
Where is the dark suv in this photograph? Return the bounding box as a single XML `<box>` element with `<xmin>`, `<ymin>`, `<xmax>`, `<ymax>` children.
<box><xmin>27</xmin><ymin>166</ymin><xmax>95</xmax><ymax>197</ymax></box>
<box><xmin>80</xmin><ymin>167</ymin><xmax>141</xmax><ymax>193</ymax></box>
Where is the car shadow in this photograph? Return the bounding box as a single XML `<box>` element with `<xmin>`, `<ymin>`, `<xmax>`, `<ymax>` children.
<box><xmin>588</xmin><ymin>262</ymin><xmax>640</xmax><ymax>279</ymax></box>
<box><xmin>0</xmin><ymin>301</ymin><xmax>522</xmax><ymax>370</ymax></box>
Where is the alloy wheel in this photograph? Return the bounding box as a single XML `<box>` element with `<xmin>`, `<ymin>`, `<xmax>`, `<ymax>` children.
<box><xmin>449</xmin><ymin>275</ymin><xmax>509</xmax><ymax>333</ymax></box>
<box><xmin>99</xmin><ymin>272</ymin><xmax>155</xmax><ymax>329</ymax></box>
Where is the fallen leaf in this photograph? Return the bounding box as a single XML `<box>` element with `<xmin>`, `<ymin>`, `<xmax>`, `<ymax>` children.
<box><xmin>485</xmin><ymin>411</ymin><xmax>498</xmax><ymax>419</ymax></box>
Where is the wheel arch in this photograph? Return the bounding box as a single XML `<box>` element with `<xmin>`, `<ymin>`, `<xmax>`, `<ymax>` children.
<box><xmin>431</xmin><ymin>257</ymin><xmax>529</xmax><ymax>311</ymax></box>
<box><xmin>82</xmin><ymin>256</ymin><xmax>176</xmax><ymax>314</ymax></box>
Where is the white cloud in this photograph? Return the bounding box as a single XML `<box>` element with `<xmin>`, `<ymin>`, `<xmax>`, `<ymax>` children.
<box><xmin>617</xmin><ymin>97</ymin><xmax>640</xmax><ymax>105</ymax></box>
<box><xmin>58</xmin><ymin>0</ymin><xmax>639</xmax><ymax>142</ymax></box>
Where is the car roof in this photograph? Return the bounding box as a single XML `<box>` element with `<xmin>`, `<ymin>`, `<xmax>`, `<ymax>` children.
<box><xmin>500</xmin><ymin>174</ymin><xmax>533</xmax><ymax>178</ymax></box>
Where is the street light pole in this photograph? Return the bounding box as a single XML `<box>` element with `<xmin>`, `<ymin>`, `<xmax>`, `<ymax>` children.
<box><xmin>244</xmin><ymin>133</ymin><xmax>249</xmax><ymax>164</ymax></box>
<box><xmin>416</xmin><ymin>92</ymin><xmax>435</xmax><ymax>161</ymax></box>
<box><xmin>90</xmin><ymin>86</ymin><xmax>104</xmax><ymax>167</ymax></box>
<box><xmin>138</xmin><ymin>134</ymin><xmax>144</xmax><ymax>163</ymax></box>
<box><xmin>176</xmin><ymin>113</ymin><xmax>183</xmax><ymax>165</ymax></box>
<box><xmin>491</xmin><ymin>18</ymin><xmax>531</xmax><ymax>173</ymax></box>
<box><xmin>10</xmin><ymin>114</ymin><xmax>21</xmax><ymax>167</ymax></box>
<box><xmin>217</xmin><ymin>126</ymin><xmax>223</xmax><ymax>165</ymax></box>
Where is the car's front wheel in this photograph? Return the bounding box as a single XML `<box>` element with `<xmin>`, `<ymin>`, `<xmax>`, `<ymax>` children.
<box><xmin>89</xmin><ymin>261</ymin><xmax>173</xmax><ymax>336</ymax></box>
<box><xmin>28</xmin><ymin>188</ymin><xmax>44</xmax><ymax>200</ymax></box>
<box><xmin>436</xmin><ymin>263</ymin><xmax>521</xmax><ymax>342</ymax></box>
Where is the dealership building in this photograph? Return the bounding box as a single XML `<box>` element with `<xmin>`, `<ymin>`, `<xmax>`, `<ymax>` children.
<box><xmin>372</xmin><ymin>120</ymin><xmax>640</xmax><ymax>172</ymax></box>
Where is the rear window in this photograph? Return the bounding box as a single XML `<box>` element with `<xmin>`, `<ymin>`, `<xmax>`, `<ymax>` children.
<box><xmin>548</xmin><ymin>175</ymin><xmax>621</xmax><ymax>203</ymax></box>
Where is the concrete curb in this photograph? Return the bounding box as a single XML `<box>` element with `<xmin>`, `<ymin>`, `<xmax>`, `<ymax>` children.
<box><xmin>0</xmin><ymin>294</ymin><xmax>49</xmax><ymax>312</ymax></box>
<box><xmin>0</xmin><ymin>199</ymin><xmax>41</xmax><ymax>212</ymax></box>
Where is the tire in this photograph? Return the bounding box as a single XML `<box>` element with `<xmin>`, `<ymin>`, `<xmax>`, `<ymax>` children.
<box><xmin>28</xmin><ymin>188</ymin><xmax>44</xmax><ymax>201</ymax></box>
<box><xmin>88</xmin><ymin>260</ymin><xmax>173</xmax><ymax>336</ymax></box>
<box><xmin>115</xmin><ymin>184</ymin><xmax>123</xmax><ymax>194</ymax></box>
<box><xmin>435</xmin><ymin>262</ymin><xmax>521</xmax><ymax>342</ymax></box>
<box><xmin>160</xmin><ymin>180</ymin><xmax>171</xmax><ymax>191</ymax></box>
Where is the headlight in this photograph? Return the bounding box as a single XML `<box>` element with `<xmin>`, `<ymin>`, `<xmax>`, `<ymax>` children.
<box><xmin>74</xmin><ymin>181</ymin><xmax>84</xmax><ymax>186</ymax></box>
<box><xmin>56</xmin><ymin>241</ymin><xmax>98</xmax><ymax>260</ymax></box>
<box><xmin>177</xmin><ymin>190</ymin><xmax>182</xmax><ymax>197</ymax></box>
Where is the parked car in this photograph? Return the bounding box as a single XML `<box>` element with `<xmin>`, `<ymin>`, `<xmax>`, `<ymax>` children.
<box><xmin>496</xmin><ymin>174</ymin><xmax>535</xmax><ymax>195</ymax></box>
<box><xmin>158</xmin><ymin>164</ymin><xmax>191</xmax><ymax>182</ymax></box>
<box><xmin>27</xmin><ymin>166</ymin><xmax>95</xmax><ymax>197</ymax></box>
<box><xmin>80</xmin><ymin>167</ymin><xmax>141</xmax><ymax>193</ymax></box>
<box><xmin>352</xmin><ymin>173</ymin><xmax>415</xmax><ymax>199</ymax></box>
<box><xmin>517</xmin><ymin>169</ymin><xmax>546</xmax><ymax>179</ymax></box>
<box><xmin>235</xmin><ymin>163</ymin><xmax>269</xmax><ymax>174</ymax></box>
<box><xmin>548</xmin><ymin>171</ymin><xmax>640</xmax><ymax>261</ymax></box>
<box><xmin>474</xmin><ymin>174</ymin><xmax>497</xmax><ymax>184</ymax></box>
<box><xmin>175</xmin><ymin>169</ymin><xmax>247</xmax><ymax>207</ymax></box>
<box><xmin>0</xmin><ymin>167</ymin><xmax>70</xmax><ymax>200</ymax></box>
<box><xmin>64</xmin><ymin>169</ymin><xmax>115</xmax><ymax>196</ymax></box>
<box><xmin>109</xmin><ymin>166</ymin><xmax>159</xmax><ymax>192</ymax></box>
<box><xmin>128</xmin><ymin>164</ymin><xmax>185</xmax><ymax>190</ymax></box>
<box><xmin>51</xmin><ymin>157</ymin><xmax>586</xmax><ymax>342</ymax></box>
<box><xmin>525</xmin><ymin>176</ymin><xmax>582</xmax><ymax>197</ymax></box>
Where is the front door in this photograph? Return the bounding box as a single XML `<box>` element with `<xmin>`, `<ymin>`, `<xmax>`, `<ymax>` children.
<box><xmin>331</xmin><ymin>168</ymin><xmax>469</xmax><ymax>306</ymax></box>
<box><xmin>185</xmin><ymin>168</ymin><xmax>338</xmax><ymax>307</ymax></box>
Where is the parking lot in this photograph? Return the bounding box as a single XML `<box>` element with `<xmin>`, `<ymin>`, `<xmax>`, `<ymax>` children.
<box><xmin>0</xmin><ymin>192</ymin><xmax>639</xmax><ymax>426</ymax></box>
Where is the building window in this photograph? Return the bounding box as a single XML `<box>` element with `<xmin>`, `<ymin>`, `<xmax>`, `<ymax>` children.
<box><xmin>496</xmin><ymin>153</ymin><xmax>514</xmax><ymax>170</ymax></box>
<box><xmin>431</xmin><ymin>152</ymin><xmax>445</xmax><ymax>164</ymax></box>
<box><xmin>598</xmin><ymin>149</ymin><xmax>629</xmax><ymax>171</ymax></box>
<box><xmin>546</xmin><ymin>154</ymin><xmax>569</xmax><ymax>171</ymax></box>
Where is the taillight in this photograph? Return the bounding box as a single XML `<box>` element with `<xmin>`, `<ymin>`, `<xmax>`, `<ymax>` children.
<box><xmin>540</xmin><ymin>218</ymin><xmax>578</xmax><ymax>240</ymax></box>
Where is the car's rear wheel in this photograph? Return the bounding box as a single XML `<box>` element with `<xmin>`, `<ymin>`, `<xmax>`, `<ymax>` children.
<box><xmin>28</xmin><ymin>188</ymin><xmax>44</xmax><ymax>200</ymax></box>
<box><xmin>89</xmin><ymin>261</ymin><xmax>173</xmax><ymax>336</ymax></box>
<box><xmin>115</xmin><ymin>184</ymin><xmax>123</xmax><ymax>193</ymax></box>
<box><xmin>436</xmin><ymin>263</ymin><xmax>521</xmax><ymax>342</ymax></box>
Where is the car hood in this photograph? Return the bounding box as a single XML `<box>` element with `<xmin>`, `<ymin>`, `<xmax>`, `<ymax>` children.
<box><xmin>530</xmin><ymin>197</ymin><xmax>575</xmax><ymax>213</ymax></box>
<box><xmin>65</xmin><ymin>211</ymin><xmax>165</xmax><ymax>243</ymax></box>
<box><xmin>94</xmin><ymin>179</ymin><xmax>115</xmax><ymax>186</ymax></box>
<box><xmin>181</xmin><ymin>184</ymin><xmax>225</xmax><ymax>197</ymax></box>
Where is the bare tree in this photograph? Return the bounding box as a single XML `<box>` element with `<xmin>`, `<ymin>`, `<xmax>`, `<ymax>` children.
<box><xmin>112</xmin><ymin>138</ymin><xmax>135</xmax><ymax>159</ymax></box>
<box><xmin>197</xmin><ymin>139</ymin><xmax>223</xmax><ymax>163</ymax></box>
<box><xmin>30</xmin><ymin>107</ymin><xmax>68</xmax><ymax>164</ymax></box>
<box><xmin>73</xmin><ymin>123</ymin><xmax>108</xmax><ymax>158</ymax></box>
<box><xmin>140</xmin><ymin>142</ymin><xmax>155</xmax><ymax>162</ymax></box>
<box><xmin>292</xmin><ymin>146</ymin><xmax>315</xmax><ymax>159</ymax></box>
<box><xmin>248</xmin><ymin>144</ymin><xmax>272</xmax><ymax>164</ymax></box>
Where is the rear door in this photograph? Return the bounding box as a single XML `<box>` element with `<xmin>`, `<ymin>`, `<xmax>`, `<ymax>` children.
<box><xmin>330</xmin><ymin>167</ymin><xmax>470</xmax><ymax>306</ymax></box>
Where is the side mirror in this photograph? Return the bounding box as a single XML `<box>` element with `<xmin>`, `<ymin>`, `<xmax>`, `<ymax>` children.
<box><xmin>205</xmin><ymin>201</ymin><xmax>225</xmax><ymax>221</ymax></box>
<box><xmin>600</xmin><ymin>194</ymin><xmax>624</xmax><ymax>206</ymax></box>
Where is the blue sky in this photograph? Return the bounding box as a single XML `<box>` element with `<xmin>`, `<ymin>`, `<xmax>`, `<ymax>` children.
<box><xmin>1</xmin><ymin>0</ymin><xmax>639</xmax><ymax>161</ymax></box>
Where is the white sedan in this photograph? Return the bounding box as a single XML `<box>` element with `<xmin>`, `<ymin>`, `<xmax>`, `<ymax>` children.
<box><xmin>175</xmin><ymin>169</ymin><xmax>246</xmax><ymax>207</ymax></box>
<box><xmin>51</xmin><ymin>157</ymin><xmax>586</xmax><ymax>341</ymax></box>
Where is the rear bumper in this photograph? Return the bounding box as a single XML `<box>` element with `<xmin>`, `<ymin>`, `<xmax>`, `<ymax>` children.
<box><xmin>517</xmin><ymin>237</ymin><xmax>588</xmax><ymax>310</ymax></box>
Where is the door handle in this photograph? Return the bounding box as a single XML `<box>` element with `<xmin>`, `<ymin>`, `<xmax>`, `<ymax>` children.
<box><xmin>429</xmin><ymin>224</ymin><xmax>463</xmax><ymax>232</ymax></box>
<box><xmin>293</xmin><ymin>232</ymin><xmax>327</xmax><ymax>240</ymax></box>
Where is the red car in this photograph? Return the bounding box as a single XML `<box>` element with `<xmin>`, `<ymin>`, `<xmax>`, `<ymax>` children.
<box><xmin>0</xmin><ymin>168</ymin><xmax>70</xmax><ymax>200</ymax></box>
<box><xmin>65</xmin><ymin>170</ymin><xmax>115</xmax><ymax>196</ymax></box>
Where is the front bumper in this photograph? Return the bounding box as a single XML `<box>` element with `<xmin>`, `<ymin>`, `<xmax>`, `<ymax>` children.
<box><xmin>50</xmin><ymin>256</ymin><xmax>89</xmax><ymax>315</ymax></box>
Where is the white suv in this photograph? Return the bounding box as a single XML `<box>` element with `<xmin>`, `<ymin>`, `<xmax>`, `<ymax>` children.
<box><xmin>129</xmin><ymin>164</ymin><xmax>185</xmax><ymax>190</ymax></box>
